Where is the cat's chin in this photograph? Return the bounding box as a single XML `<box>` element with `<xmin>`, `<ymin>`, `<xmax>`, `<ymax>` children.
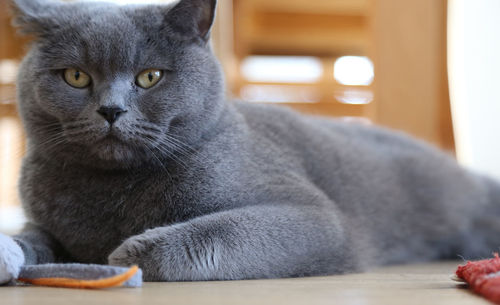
<box><xmin>90</xmin><ymin>136</ymin><xmax>138</xmax><ymax>163</ymax></box>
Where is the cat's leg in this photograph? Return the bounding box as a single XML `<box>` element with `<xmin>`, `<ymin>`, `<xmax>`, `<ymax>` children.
<box><xmin>0</xmin><ymin>223</ymin><xmax>64</xmax><ymax>284</ymax></box>
<box><xmin>108</xmin><ymin>204</ymin><xmax>356</xmax><ymax>281</ymax></box>
<box><xmin>13</xmin><ymin>223</ymin><xmax>64</xmax><ymax>264</ymax></box>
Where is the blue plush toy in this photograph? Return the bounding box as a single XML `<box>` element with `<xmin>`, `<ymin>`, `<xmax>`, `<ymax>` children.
<box><xmin>0</xmin><ymin>234</ymin><xmax>142</xmax><ymax>289</ymax></box>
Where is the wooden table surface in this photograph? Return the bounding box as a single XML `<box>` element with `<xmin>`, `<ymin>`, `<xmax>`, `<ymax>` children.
<box><xmin>0</xmin><ymin>261</ymin><xmax>489</xmax><ymax>305</ymax></box>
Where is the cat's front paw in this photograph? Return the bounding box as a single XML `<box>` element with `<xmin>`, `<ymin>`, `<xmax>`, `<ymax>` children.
<box><xmin>108</xmin><ymin>227</ymin><xmax>219</xmax><ymax>281</ymax></box>
<box><xmin>108</xmin><ymin>233</ymin><xmax>153</xmax><ymax>268</ymax></box>
<box><xmin>108</xmin><ymin>227</ymin><xmax>193</xmax><ymax>281</ymax></box>
<box><xmin>0</xmin><ymin>234</ymin><xmax>25</xmax><ymax>285</ymax></box>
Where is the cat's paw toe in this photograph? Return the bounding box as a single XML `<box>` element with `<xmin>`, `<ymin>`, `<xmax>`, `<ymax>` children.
<box><xmin>0</xmin><ymin>234</ymin><xmax>24</xmax><ymax>285</ymax></box>
<box><xmin>108</xmin><ymin>236</ymin><xmax>148</xmax><ymax>267</ymax></box>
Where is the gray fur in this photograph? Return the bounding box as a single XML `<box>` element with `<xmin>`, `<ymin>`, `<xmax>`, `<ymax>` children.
<box><xmin>3</xmin><ymin>0</ymin><xmax>500</xmax><ymax>281</ymax></box>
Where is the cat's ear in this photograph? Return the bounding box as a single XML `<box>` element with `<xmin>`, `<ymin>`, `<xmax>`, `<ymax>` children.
<box><xmin>166</xmin><ymin>0</ymin><xmax>217</xmax><ymax>42</ymax></box>
<box><xmin>10</xmin><ymin>0</ymin><xmax>58</xmax><ymax>37</ymax></box>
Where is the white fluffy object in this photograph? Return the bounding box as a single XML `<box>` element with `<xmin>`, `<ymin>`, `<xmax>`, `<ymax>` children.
<box><xmin>0</xmin><ymin>233</ymin><xmax>25</xmax><ymax>284</ymax></box>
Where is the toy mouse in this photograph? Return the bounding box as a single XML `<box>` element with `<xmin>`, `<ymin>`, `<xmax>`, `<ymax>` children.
<box><xmin>0</xmin><ymin>234</ymin><xmax>142</xmax><ymax>289</ymax></box>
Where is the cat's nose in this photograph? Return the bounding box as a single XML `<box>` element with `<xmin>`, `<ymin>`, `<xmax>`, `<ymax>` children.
<box><xmin>97</xmin><ymin>106</ymin><xmax>127</xmax><ymax>125</ymax></box>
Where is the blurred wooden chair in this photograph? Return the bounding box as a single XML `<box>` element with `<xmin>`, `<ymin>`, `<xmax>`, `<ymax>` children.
<box><xmin>231</xmin><ymin>0</ymin><xmax>372</xmax><ymax>118</ymax></box>
<box><xmin>0</xmin><ymin>0</ymin><xmax>25</xmax><ymax>209</ymax></box>
<box><xmin>226</xmin><ymin>0</ymin><xmax>454</xmax><ymax>151</ymax></box>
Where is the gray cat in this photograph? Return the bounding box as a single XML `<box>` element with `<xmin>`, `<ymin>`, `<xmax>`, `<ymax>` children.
<box><xmin>0</xmin><ymin>0</ymin><xmax>498</xmax><ymax>283</ymax></box>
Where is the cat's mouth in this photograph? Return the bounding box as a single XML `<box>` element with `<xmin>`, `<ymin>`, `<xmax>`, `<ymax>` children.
<box><xmin>103</xmin><ymin>130</ymin><xmax>122</xmax><ymax>140</ymax></box>
<box><xmin>66</xmin><ymin>123</ymin><xmax>154</xmax><ymax>162</ymax></box>
<box><xmin>100</xmin><ymin>126</ymin><xmax>130</xmax><ymax>143</ymax></box>
<box><xmin>91</xmin><ymin>135</ymin><xmax>135</xmax><ymax>161</ymax></box>
<box><xmin>85</xmin><ymin>126</ymin><xmax>140</xmax><ymax>160</ymax></box>
<box><xmin>96</xmin><ymin>134</ymin><xmax>128</xmax><ymax>147</ymax></box>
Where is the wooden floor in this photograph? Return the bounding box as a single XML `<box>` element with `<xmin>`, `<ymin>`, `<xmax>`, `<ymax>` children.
<box><xmin>0</xmin><ymin>261</ymin><xmax>489</xmax><ymax>305</ymax></box>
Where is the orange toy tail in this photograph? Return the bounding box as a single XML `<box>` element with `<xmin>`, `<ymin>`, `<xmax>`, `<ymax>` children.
<box><xmin>18</xmin><ymin>265</ymin><xmax>139</xmax><ymax>289</ymax></box>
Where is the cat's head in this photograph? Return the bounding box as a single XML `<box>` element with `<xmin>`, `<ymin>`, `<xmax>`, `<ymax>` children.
<box><xmin>12</xmin><ymin>0</ymin><xmax>224</xmax><ymax>169</ymax></box>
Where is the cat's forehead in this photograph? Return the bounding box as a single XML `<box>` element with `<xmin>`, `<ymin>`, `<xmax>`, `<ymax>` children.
<box><xmin>37</xmin><ymin>3</ymin><xmax>171</xmax><ymax>72</ymax></box>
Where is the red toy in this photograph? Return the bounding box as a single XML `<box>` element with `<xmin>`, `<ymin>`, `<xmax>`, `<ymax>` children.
<box><xmin>455</xmin><ymin>253</ymin><xmax>500</xmax><ymax>304</ymax></box>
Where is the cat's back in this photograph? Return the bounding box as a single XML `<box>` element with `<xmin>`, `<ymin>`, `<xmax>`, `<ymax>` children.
<box><xmin>233</xmin><ymin>100</ymin><xmax>442</xmax><ymax>162</ymax></box>
<box><xmin>232</xmin><ymin>101</ymin><xmax>476</xmax><ymax>213</ymax></box>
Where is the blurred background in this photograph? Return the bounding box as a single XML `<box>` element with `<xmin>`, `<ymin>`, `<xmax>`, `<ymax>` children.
<box><xmin>0</xmin><ymin>0</ymin><xmax>499</xmax><ymax>234</ymax></box>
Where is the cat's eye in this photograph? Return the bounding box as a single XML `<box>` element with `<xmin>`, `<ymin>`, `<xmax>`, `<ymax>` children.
<box><xmin>64</xmin><ymin>68</ymin><xmax>91</xmax><ymax>88</ymax></box>
<box><xmin>136</xmin><ymin>69</ymin><xmax>163</xmax><ymax>89</ymax></box>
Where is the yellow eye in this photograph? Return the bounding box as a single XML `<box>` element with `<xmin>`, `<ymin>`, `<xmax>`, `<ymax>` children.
<box><xmin>64</xmin><ymin>68</ymin><xmax>91</xmax><ymax>88</ymax></box>
<box><xmin>136</xmin><ymin>69</ymin><xmax>163</xmax><ymax>89</ymax></box>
